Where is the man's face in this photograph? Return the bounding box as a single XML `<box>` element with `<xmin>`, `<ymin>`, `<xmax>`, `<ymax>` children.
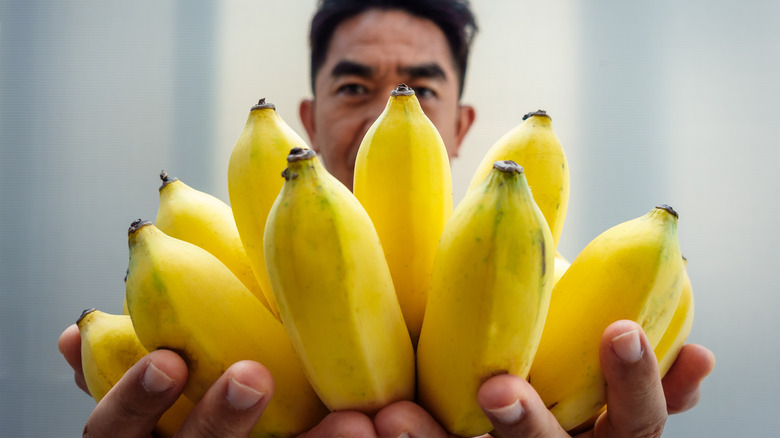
<box><xmin>300</xmin><ymin>9</ymin><xmax>475</xmax><ymax>189</ymax></box>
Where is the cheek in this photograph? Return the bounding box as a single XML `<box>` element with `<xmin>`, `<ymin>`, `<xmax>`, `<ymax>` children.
<box><xmin>427</xmin><ymin>113</ymin><xmax>457</xmax><ymax>150</ymax></box>
<box><xmin>315</xmin><ymin>114</ymin><xmax>364</xmax><ymax>167</ymax></box>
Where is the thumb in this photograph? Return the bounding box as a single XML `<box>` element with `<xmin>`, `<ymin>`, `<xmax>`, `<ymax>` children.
<box><xmin>594</xmin><ymin>320</ymin><xmax>666</xmax><ymax>438</ymax></box>
<box><xmin>477</xmin><ymin>373</ymin><xmax>570</xmax><ymax>438</ymax></box>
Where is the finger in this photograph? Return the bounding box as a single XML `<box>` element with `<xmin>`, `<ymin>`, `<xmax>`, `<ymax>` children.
<box><xmin>661</xmin><ymin>343</ymin><xmax>715</xmax><ymax>414</ymax></box>
<box><xmin>84</xmin><ymin>349</ymin><xmax>187</xmax><ymax>438</ymax></box>
<box><xmin>176</xmin><ymin>360</ymin><xmax>272</xmax><ymax>438</ymax></box>
<box><xmin>297</xmin><ymin>410</ymin><xmax>377</xmax><ymax>438</ymax></box>
<box><xmin>477</xmin><ymin>373</ymin><xmax>570</xmax><ymax>438</ymax></box>
<box><xmin>58</xmin><ymin>324</ymin><xmax>89</xmax><ymax>395</ymax></box>
<box><xmin>595</xmin><ymin>320</ymin><xmax>666</xmax><ymax>438</ymax></box>
<box><xmin>374</xmin><ymin>400</ymin><xmax>449</xmax><ymax>438</ymax></box>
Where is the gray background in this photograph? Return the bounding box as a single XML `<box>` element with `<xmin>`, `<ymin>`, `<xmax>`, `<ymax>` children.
<box><xmin>2</xmin><ymin>0</ymin><xmax>778</xmax><ymax>436</ymax></box>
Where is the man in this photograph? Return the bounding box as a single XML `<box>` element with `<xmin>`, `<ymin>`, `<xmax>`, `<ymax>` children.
<box><xmin>59</xmin><ymin>1</ymin><xmax>715</xmax><ymax>436</ymax></box>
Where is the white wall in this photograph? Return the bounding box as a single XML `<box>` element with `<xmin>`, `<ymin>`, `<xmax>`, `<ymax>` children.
<box><xmin>1</xmin><ymin>1</ymin><xmax>778</xmax><ymax>435</ymax></box>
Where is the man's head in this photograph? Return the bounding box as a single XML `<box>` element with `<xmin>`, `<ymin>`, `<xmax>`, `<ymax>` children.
<box><xmin>308</xmin><ymin>0</ymin><xmax>478</xmax><ymax>98</ymax></box>
<box><xmin>299</xmin><ymin>0</ymin><xmax>478</xmax><ymax>188</ymax></box>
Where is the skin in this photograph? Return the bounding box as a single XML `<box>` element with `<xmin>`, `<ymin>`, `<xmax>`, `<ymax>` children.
<box><xmin>58</xmin><ymin>8</ymin><xmax>715</xmax><ymax>437</ymax></box>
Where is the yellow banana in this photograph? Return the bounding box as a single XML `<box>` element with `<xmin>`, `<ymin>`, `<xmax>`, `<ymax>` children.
<box><xmin>528</xmin><ymin>205</ymin><xmax>684</xmax><ymax>431</ymax></box>
<box><xmin>564</xmin><ymin>258</ymin><xmax>692</xmax><ymax>433</ymax></box>
<box><xmin>77</xmin><ymin>308</ymin><xmax>194</xmax><ymax>437</ymax></box>
<box><xmin>353</xmin><ymin>83</ymin><xmax>453</xmax><ymax>345</ymax></box>
<box><xmin>155</xmin><ymin>170</ymin><xmax>271</xmax><ymax>312</ymax></box>
<box><xmin>416</xmin><ymin>160</ymin><xmax>554</xmax><ymax>437</ymax></box>
<box><xmin>228</xmin><ymin>99</ymin><xmax>310</xmax><ymax>318</ymax></box>
<box><xmin>264</xmin><ymin>148</ymin><xmax>415</xmax><ymax>414</ymax></box>
<box><xmin>124</xmin><ymin>220</ymin><xmax>328</xmax><ymax>437</ymax></box>
<box><xmin>467</xmin><ymin>110</ymin><xmax>569</xmax><ymax>249</ymax></box>
<box><xmin>655</xmin><ymin>256</ymin><xmax>695</xmax><ymax>377</ymax></box>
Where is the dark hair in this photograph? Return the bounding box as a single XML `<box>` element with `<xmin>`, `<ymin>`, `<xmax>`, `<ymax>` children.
<box><xmin>308</xmin><ymin>0</ymin><xmax>478</xmax><ymax>97</ymax></box>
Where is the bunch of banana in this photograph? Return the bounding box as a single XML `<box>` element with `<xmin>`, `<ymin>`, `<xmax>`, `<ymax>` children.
<box><xmin>124</xmin><ymin>219</ymin><xmax>328</xmax><ymax>436</ymax></box>
<box><xmin>353</xmin><ymin>83</ymin><xmax>453</xmax><ymax>345</ymax></box>
<box><xmin>528</xmin><ymin>205</ymin><xmax>685</xmax><ymax>431</ymax></box>
<box><xmin>77</xmin><ymin>308</ymin><xmax>194</xmax><ymax>437</ymax></box>
<box><xmin>264</xmin><ymin>147</ymin><xmax>415</xmax><ymax>414</ymax></box>
<box><xmin>71</xmin><ymin>88</ymin><xmax>700</xmax><ymax>436</ymax></box>
<box><xmin>228</xmin><ymin>99</ymin><xmax>310</xmax><ymax>318</ymax></box>
<box><xmin>155</xmin><ymin>170</ymin><xmax>271</xmax><ymax>311</ymax></box>
<box><xmin>416</xmin><ymin>160</ymin><xmax>554</xmax><ymax>437</ymax></box>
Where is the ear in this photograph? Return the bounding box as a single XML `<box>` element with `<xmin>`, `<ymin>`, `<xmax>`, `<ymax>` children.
<box><xmin>299</xmin><ymin>99</ymin><xmax>318</xmax><ymax>151</ymax></box>
<box><xmin>450</xmin><ymin>104</ymin><xmax>476</xmax><ymax>158</ymax></box>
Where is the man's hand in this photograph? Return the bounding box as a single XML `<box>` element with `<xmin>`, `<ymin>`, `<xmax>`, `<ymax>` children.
<box><xmin>373</xmin><ymin>320</ymin><xmax>715</xmax><ymax>438</ymax></box>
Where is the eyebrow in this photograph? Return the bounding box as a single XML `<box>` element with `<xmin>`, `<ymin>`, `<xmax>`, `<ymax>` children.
<box><xmin>398</xmin><ymin>63</ymin><xmax>447</xmax><ymax>81</ymax></box>
<box><xmin>330</xmin><ymin>60</ymin><xmax>374</xmax><ymax>78</ymax></box>
<box><xmin>329</xmin><ymin>60</ymin><xmax>447</xmax><ymax>82</ymax></box>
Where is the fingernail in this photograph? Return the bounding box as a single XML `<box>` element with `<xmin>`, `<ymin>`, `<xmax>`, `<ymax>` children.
<box><xmin>143</xmin><ymin>362</ymin><xmax>176</xmax><ymax>393</ymax></box>
<box><xmin>485</xmin><ymin>398</ymin><xmax>524</xmax><ymax>424</ymax></box>
<box><xmin>396</xmin><ymin>433</ymin><xmax>410</xmax><ymax>438</ymax></box>
<box><xmin>227</xmin><ymin>377</ymin><xmax>265</xmax><ymax>410</ymax></box>
<box><xmin>611</xmin><ymin>328</ymin><xmax>644</xmax><ymax>363</ymax></box>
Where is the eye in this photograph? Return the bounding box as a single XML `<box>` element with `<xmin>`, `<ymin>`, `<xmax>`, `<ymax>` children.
<box><xmin>336</xmin><ymin>83</ymin><xmax>368</xmax><ymax>96</ymax></box>
<box><xmin>412</xmin><ymin>86</ymin><xmax>438</xmax><ymax>99</ymax></box>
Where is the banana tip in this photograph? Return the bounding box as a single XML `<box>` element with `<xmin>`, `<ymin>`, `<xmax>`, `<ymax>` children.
<box><xmin>159</xmin><ymin>170</ymin><xmax>178</xmax><ymax>190</ymax></box>
<box><xmin>251</xmin><ymin>98</ymin><xmax>275</xmax><ymax>111</ymax></box>
<box><xmin>77</xmin><ymin>308</ymin><xmax>97</xmax><ymax>325</ymax></box>
<box><xmin>129</xmin><ymin>219</ymin><xmax>152</xmax><ymax>235</ymax></box>
<box><xmin>655</xmin><ymin>204</ymin><xmax>678</xmax><ymax>219</ymax></box>
<box><xmin>391</xmin><ymin>83</ymin><xmax>415</xmax><ymax>96</ymax></box>
<box><xmin>522</xmin><ymin>109</ymin><xmax>549</xmax><ymax>120</ymax></box>
<box><xmin>286</xmin><ymin>147</ymin><xmax>316</xmax><ymax>162</ymax></box>
<box><xmin>493</xmin><ymin>160</ymin><xmax>524</xmax><ymax>174</ymax></box>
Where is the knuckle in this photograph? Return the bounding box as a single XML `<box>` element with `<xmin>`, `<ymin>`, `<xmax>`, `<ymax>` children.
<box><xmin>117</xmin><ymin>394</ymin><xmax>156</xmax><ymax>421</ymax></box>
<box><xmin>192</xmin><ymin>414</ymin><xmax>237</xmax><ymax>438</ymax></box>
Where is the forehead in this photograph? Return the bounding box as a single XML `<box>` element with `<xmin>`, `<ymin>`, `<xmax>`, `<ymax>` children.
<box><xmin>319</xmin><ymin>9</ymin><xmax>457</xmax><ymax>80</ymax></box>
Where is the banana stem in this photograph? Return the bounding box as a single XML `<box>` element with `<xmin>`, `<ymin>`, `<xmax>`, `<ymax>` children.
<box><xmin>251</xmin><ymin>98</ymin><xmax>275</xmax><ymax>111</ymax></box>
<box><xmin>493</xmin><ymin>160</ymin><xmax>524</xmax><ymax>174</ymax></box>
<box><xmin>129</xmin><ymin>219</ymin><xmax>152</xmax><ymax>235</ymax></box>
<box><xmin>77</xmin><ymin>308</ymin><xmax>97</xmax><ymax>325</ymax></box>
<box><xmin>159</xmin><ymin>170</ymin><xmax>178</xmax><ymax>190</ymax></box>
<box><xmin>391</xmin><ymin>83</ymin><xmax>414</xmax><ymax>96</ymax></box>
<box><xmin>522</xmin><ymin>110</ymin><xmax>550</xmax><ymax>120</ymax></box>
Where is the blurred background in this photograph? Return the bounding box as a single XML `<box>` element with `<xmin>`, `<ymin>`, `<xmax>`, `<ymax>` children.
<box><xmin>1</xmin><ymin>0</ymin><xmax>778</xmax><ymax>436</ymax></box>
